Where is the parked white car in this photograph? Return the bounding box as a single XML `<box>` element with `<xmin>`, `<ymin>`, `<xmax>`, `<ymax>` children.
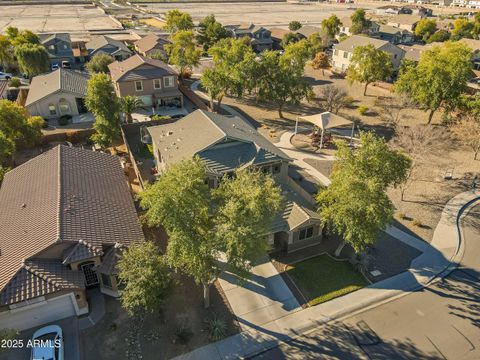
<box><xmin>0</xmin><ymin>71</ymin><xmax>12</xmax><ymax>80</ymax></box>
<box><xmin>31</xmin><ymin>325</ymin><xmax>64</xmax><ymax>360</ymax></box>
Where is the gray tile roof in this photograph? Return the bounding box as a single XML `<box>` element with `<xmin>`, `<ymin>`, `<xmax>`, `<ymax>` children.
<box><xmin>0</xmin><ymin>145</ymin><xmax>144</xmax><ymax>298</ymax></box>
<box><xmin>62</xmin><ymin>242</ymin><xmax>103</xmax><ymax>265</ymax></box>
<box><xmin>25</xmin><ymin>68</ymin><xmax>89</xmax><ymax>106</ymax></box>
<box><xmin>40</xmin><ymin>33</ymin><xmax>72</xmax><ymax>45</ymax></box>
<box><xmin>96</xmin><ymin>244</ymin><xmax>124</xmax><ymax>275</ymax></box>
<box><xmin>86</xmin><ymin>35</ymin><xmax>132</xmax><ymax>55</ymax></box>
<box><xmin>148</xmin><ymin>110</ymin><xmax>290</xmax><ymax>172</ymax></box>
<box><xmin>108</xmin><ymin>54</ymin><xmax>176</xmax><ymax>82</ymax></box>
<box><xmin>335</xmin><ymin>35</ymin><xmax>390</xmax><ymax>52</ymax></box>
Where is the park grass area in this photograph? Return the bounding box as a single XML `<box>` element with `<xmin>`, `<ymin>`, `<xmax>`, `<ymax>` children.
<box><xmin>286</xmin><ymin>255</ymin><xmax>368</xmax><ymax>306</ymax></box>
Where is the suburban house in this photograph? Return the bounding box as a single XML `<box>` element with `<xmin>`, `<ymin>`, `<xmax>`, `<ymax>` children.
<box><xmin>133</xmin><ymin>33</ymin><xmax>170</xmax><ymax>59</ymax></box>
<box><xmin>227</xmin><ymin>24</ymin><xmax>273</xmax><ymax>52</ymax></box>
<box><xmin>375</xmin><ymin>25</ymin><xmax>414</xmax><ymax>45</ymax></box>
<box><xmin>332</xmin><ymin>35</ymin><xmax>405</xmax><ymax>73</ymax></box>
<box><xmin>269</xmin><ymin>27</ymin><xmax>292</xmax><ymax>50</ymax></box>
<box><xmin>39</xmin><ymin>33</ymin><xmax>75</xmax><ymax>68</ymax></box>
<box><xmin>398</xmin><ymin>43</ymin><xmax>427</xmax><ymax>62</ymax></box>
<box><xmin>25</xmin><ymin>68</ymin><xmax>90</xmax><ymax>120</ymax></box>
<box><xmin>86</xmin><ymin>35</ymin><xmax>133</xmax><ymax>61</ymax></box>
<box><xmin>339</xmin><ymin>17</ymin><xmax>379</xmax><ymax>37</ymax></box>
<box><xmin>387</xmin><ymin>14</ymin><xmax>422</xmax><ymax>31</ymax></box>
<box><xmin>0</xmin><ymin>145</ymin><xmax>145</xmax><ymax>331</ymax></box>
<box><xmin>147</xmin><ymin>109</ymin><xmax>322</xmax><ymax>253</ymax></box>
<box><xmin>109</xmin><ymin>54</ymin><xmax>183</xmax><ymax>110</ymax></box>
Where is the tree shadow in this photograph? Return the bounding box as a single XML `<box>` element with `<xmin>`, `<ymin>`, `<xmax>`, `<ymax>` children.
<box><xmin>304</xmin><ymin>76</ymin><xmax>333</xmax><ymax>86</ymax></box>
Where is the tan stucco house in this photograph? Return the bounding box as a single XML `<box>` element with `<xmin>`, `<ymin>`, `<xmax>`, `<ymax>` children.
<box><xmin>147</xmin><ymin>110</ymin><xmax>322</xmax><ymax>253</ymax></box>
<box><xmin>108</xmin><ymin>54</ymin><xmax>183</xmax><ymax>110</ymax></box>
<box><xmin>86</xmin><ymin>35</ymin><xmax>133</xmax><ymax>61</ymax></box>
<box><xmin>133</xmin><ymin>33</ymin><xmax>171</xmax><ymax>59</ymax></box>
<box><xmin>0</xmin><ymin>146</ymin><xmax>144</xmax><ymax>330</ymax></box>
<box><xmin>25</xmin><ymin>68</ymin><xmax>90</xmax><ymax>120</ymax></box>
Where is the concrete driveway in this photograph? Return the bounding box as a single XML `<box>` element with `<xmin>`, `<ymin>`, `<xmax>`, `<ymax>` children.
<box><xmin>0</xmin><ymin>316</ymin><xmax>80</xmax><ymax>360</ymax></box>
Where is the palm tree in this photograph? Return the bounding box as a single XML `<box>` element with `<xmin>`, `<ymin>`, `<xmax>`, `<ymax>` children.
<box><xmin>120</xmin><ymin>96</ymin><xmax>144</xmax><ymax>124</ymax></box>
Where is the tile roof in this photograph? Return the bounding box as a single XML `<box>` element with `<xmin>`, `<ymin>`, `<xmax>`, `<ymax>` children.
<box><xmin>62</xmin><ymin>242</ymin><xmax>103</xmax><ymax>265</ymax></box>
<box><xmin>334</xmin><ymin>35</ymin><xmax>391</xmax><ymax>52</ymax></box>
<box><xmin>148</xmin><ymin>110</ymin><xmax>290</xmax><ymax>171</ymax></box>
<box><xmin>108</xmin><ymin>54</ymin><xmax>176</xmax><ymax>82</ymax></box>
<box><xmin>269</xmin><ymin>27</ymin><xmax>291</xmax><ymax>41</ymax></box>
<box><xmin>0</xmin><ymin>145</ymin><xmax>144</xmax><ymax>297</ymax></box>
<box><xmin>40</xmin><ymin>33</ymin><xmax>72</xmax><ymax>45</ymax></box>
<box><xmin>96</xmin><ymin>244</ymin><xmax>124</xmax><ymax>275</ymax></box>
<box><xmin>25</xmin><ymin>68</ymin><xmax>89</xmax><ymax>106</ymax></box>
<box><xmin>134</xmin><ymin>33</ymin><xmax>170</xmax><ymax>54</ymax></box>
<box><xmin>378</xmin><ymin>24</ymin><xmax>411</xmax><ymax>35</ymax></box>
<box><xmin>86</xmin><ymin>35</ymin><xmax>132</xmax><ymax>55</ymax></box>
<box><xmin>387</xmin><ymin>14</ymin><xmax>422</xmax><ymax>26</ymax></box>
<box><xmin>295</xmin><ymin>25</ymin><xmax>325</xmax><ymax>39</ymax></box>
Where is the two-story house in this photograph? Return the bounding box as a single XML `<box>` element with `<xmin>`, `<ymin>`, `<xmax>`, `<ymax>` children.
<box><xmin>86</xmin><ymin>35</ymin><xmax>133</xmax><ymax>61</ymax></box>
<box><xmin>375</xmin><ymin>25</ymin><xmax>414</xmax><ymax>45</ymax></box>
<box><xmin>40</xmin><ymin>33</ymin><xmax>75</xmax><ymax>68</ymax></box>
<box><xmin>0</xmin><ymin>145</ymin><xmax>144</xmax><ymax>331</ymax></box>
<box><xmin>108</xmin><ymin>54</ymin><xmax>183</xmax><ymax>110</ymax></box>
<box><xmin>147</xmin><ymin>110</ymin><xmax>322</xmax><ymax>253</ymax></box>
<box><xmin>227</xmin><ymin>24</ymin><xmax>273</xmax><ymax>52</ymax></box>
<box><xmin>134</xmin><ymin>33</ymin><xmax>171</xmax><ymax>60</ymax></box>
<box><xmin>338</xmin><ymin>17</ymin><xmax>380</xmax><ymax>37</ymax></box>
<box><xmin>332</xmin><ymin>35</ymin><xmax>405</xmax><ymax>73</ymax></box>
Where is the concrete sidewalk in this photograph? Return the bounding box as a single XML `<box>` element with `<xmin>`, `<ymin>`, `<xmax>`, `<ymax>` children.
<box><xmin>173</xmin><ymin>191</ymin><xmax>480</xmax><ymax>360</ymax></box>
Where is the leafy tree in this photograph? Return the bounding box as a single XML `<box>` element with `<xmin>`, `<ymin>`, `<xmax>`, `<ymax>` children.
<box><xmin>321</xmin><ymin>15</ymin><xmax>342</xmax><ymax>39</ymax></box>
<box><xmin>201</xmin><ymin>68</ymin><xmax>229</xmax><ymax>110</ymax></box>
<box><xmin>427</xmin><ymin>30</ymin><xmax>450</xmax><ymax>43</ymax></box>
<box><xmin>0</xmin><ymin>132</ymin><xmax>15</xmax><ymax>165</ymax></box>
<box><xmin>311</xmin><ymin>51</ymin><xmax>329</xmax><ymax>75</ymax></box>
<box><xmin>164</xmin><ymin>9</ymin><xmax>194</xmax><ymax>33</ymax></box>
<box><xmin>86</xmin><ymin>53</ymin><xmax>114</xmax><ymax>74</ymax></box>
<box><xmin>14</xmin><ymin>43</ymin><xmax>49</xmax><ymax>77</ymax></box>
<box><xmin>5</xmin><ymin>27</ymin><xmax>19</xmax><ymax>42</ymax></box>
<box><xmin>0</xmin><ymin>35</ymin><xmax>13</xmax><ymax>70</ymax></box>
<box><xmin>350</xmin><ymin>9</ymin><xmax>371</xmax><ymax>35</ymax></box>
<box><xmin>451</xmin><ymin>18</ymin><xmax>474</xmax><ymax>40</ymax></box>
<box><xmin>317</xmin><ymin>132</ymin><xmax>410</xmax><ymax>253</ymax></box>
<box><xmin>10</xmin><ymin>29</ymin><xmax>40</xmax><ymax>47</ymax></box>
<box><xmin>395</xmin><ymin>42</ymin><xmax>473</xmax><ymax>124</ymax></box>
<box><xmin>117</xmin><ymin>241</ymin><xmax>174</xmax><ymax>316</ymax></box>
<box><xmin>85</xmin><ymin>73</ymin><xmax>120</xmax><ymax>147</ymax></box>
<box><xmin>307</xmin><ymin>32</ymin><xmax>328</xmax><ymax>54</ymax></box>
<box><xmin>139</xmin><ymin>158</ymin><xmax>282</xmax><ymax>307</ymax></box>
<box><xmin>346</xmin><ymin>44</ymin><xmax>393</xmax><ymax>96</ymax></box>
<box><xmin>415</xmin><ymin>19</ymin><xmax>437</xmax><ymax>42</ymax></box>
<box><xmin>317</xmin><ymin>85</ymin><xmax>351</xmax><ymax>114</ymax></box>
<box><xmin>288</xmin><ymin>20</ymin><xmax>302</xmax><ymax>31</ymax></box>
<box><xmin>165</xmin><ymin>30</ymin><xmax>201</xmax><ymax>78</ymax></box>
<box><xmin>120</xmin><ymin>96</ymin><xmax>144</xmax><ymax>123</ymax></box>
<box><xmin>196</xmin><ymin>14</ymin><xmax>230</xmax><ymax>52</ymax></box>
<box><xmin>281</xmin><ymin>32</ymin><xmax>301</xmax><ymax>48</ymax></box>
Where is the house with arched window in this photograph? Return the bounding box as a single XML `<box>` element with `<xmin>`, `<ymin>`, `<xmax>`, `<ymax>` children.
<box><xmin>25</xmin><ymin>68</ymin><xmax>90</xmax><ymax>120</ymax></box>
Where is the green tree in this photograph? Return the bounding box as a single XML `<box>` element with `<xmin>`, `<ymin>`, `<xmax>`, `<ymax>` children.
<box><xmin>312</xmin><ymin>51</ymin><xmax>330</xmax><ymax>75</ymax></box>
<box><xmin>0</xmin><ymin>132</ymin><xmax>15</xmax><ymax>165</ymax></box>
<box><xmin>451</xmin><ymin>18</ymin><xmax>474</xmax><ymax>40</ymax></box>
<box><xmin>317</xmin><ymin>132</ymin><xmax>410</xmax><ymax>253</ymax></box>
<box><xmin>14</xmin><ymin>43</ymin><xmax>49</xmax><ymax>77</ymax></box>
<box><xmin>0</xmin><ymin>35</ymin><xmax>13</xmax><ymax>70</ymax></box>
<box><xmin>85</xmin><ymin>73</ymin><xmax>120</xmax><ymax>147</ymax></box>
<box><xmin>5</xmin><ymin>27</ymin><xmax>19</xmax><ymax>42</ymax></box>
<box><xmin>415</xmin><ymin>19</ymin><xmax>437</xmax><ymax>42</ymax></box>
<box><xmin>86</xmin><ymin>53</ymin><xmax>115</xmax><ymax>74</ymax></box>
<box><xmin>10</xmin><ymin>29</ymin><xmax>40</xmax><ymax>46</ymax></box>
<box><xmin>139</xmin><ymin>158</ymin><xmax>282</xmax><ymax>307</ymax></box>
<box><xmin>288</xmin><ymin>20</ymin><xmax>302</xmax><ymax>31</ymax></box>
<box><xmin>117</xmin><ymin>241</ymin><xmax>174</xmax><ymax>316</ymax></box>
<box><xmin>165</xmin><ymin>30</ymin><xmax>201</xmax><ymax>78</ymax></box>
<box><xmin>196</xmin><ymin>14</ymin><xmax>230</xmax><ymax>52</ymax></box>
<box><xmin>346</xmin><ymin>44</ymin><xmax>393</xmax><ymax>96</ymax></box>
<box><xmin>281</xmin><ymin>32</ymin><xmax>300</xmax><ymax>48</ymax></box>
<box><xmin>350</xmin><ymin>9</ymin><xmax>371</xmax><ymax>35</ymax></box>
<box><xmin>307</xmin><ymin>32</ymin><xmax>328</xmax><ymax>54</ymax></box>
<box><xmin>427</xmin><ymin>30</ymin><xmax>450</xmax><ymax>44</ymax></box>
<box><xmin>120</xmin><ymin>96</ymin><xmax>144</xmax><ymax>124</ymax></box>
<box><xmin>164</xmin><ymin>9</ymin><xmax>194</xmax><ymax>33</ymax></box>
<box><xmin>321</xmin><ymin>15</ymin><xmax>342</xmax><ymax>39</ymax></box>
<box><xmin>395</xmin><ymin>41</ymin><xmax>473</xmax><ymax>124</ymax></box>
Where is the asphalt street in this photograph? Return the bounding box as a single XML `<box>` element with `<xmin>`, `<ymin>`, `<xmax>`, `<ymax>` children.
<box><xmin>250</xmin><ymin>205</ymin><xmax>480</xmax><ymax>360</ymax></box>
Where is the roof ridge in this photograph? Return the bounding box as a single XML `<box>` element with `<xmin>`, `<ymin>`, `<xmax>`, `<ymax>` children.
<box><xmin>202</xmin><ymin>110</ymin><xmax>227</xmax><ymax>138</ymax></box>
<box><xmin>22</xmin><ymin>261</ymin><xmax>61</xmax><ymax>290</ymax></box>
<box><xmin>56</xmin><ymin>145</ymin><xmax>63</xmax><ymax>243</ymax></box>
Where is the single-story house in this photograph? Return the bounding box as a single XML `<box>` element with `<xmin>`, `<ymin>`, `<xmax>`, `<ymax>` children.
<box><xmin>86</xmin><ymin>35</ymin><xmax>133</xmax><ymax>61</ymax></box>
<box><xmin>0</xmin><ymin>145</ymin><xmax>145</xmax><ymax>330</ymax></box>
<box><xmin>25</xmin><ymin>68</ymin><xmax>90</xmax><ymax>120</ymax></box>
<box><xmin>376</xmin><ymin>25</ymin><xmax>414</xmax><ymax>45</ymax></box>
<box><xmin>147</xmin><ymin>109</ymin><xmax>322</xmax><ymax>253</ymax></box>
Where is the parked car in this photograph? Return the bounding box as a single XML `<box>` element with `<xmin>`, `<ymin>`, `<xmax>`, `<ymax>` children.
<box><xmin>61</xmin><ymin>61</ymin><xmax>71</xmax><ymax>69</ymax></box>
<box><xmin>0</xmin><ymin>71</ymin><xmax>12</xmax><ymax>80</ymax></box>
<box><xmin>31</xmin><ymin>325</ymin><xmax>64</xmax><ymax>360</ymax></box>
<box><xmin>51</xmin><ymin>64</ymin><xmax>60</xmax><ymax>71</ymax></box>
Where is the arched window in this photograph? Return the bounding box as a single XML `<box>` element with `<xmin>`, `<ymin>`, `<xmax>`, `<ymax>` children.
<box><xmin>48</xmin><ymin>104</ymin><xmax>56</xmax><ymax>116</ymax></box>
<box><xmin>58</xmin><ymin>98</ymin><xmax>71</xmax><ymax>115</ymax></box>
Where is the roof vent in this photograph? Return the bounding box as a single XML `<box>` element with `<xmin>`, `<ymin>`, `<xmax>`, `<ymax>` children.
<box><xmin>167</xmin><ymin>131</ymin><xmax>173</xmax><ymax>136</ymax></box>
<box><xmin>21</xmin><ymin>203</ymin><xmax>26</xmax><ymax>209</ymax></box>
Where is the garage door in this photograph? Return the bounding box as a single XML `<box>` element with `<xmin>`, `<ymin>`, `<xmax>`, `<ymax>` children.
<box><xmin>139</xmin><ymin>95</ymin><xmax>152</xmax><ymax>107</ymax></box>
<box><xmin>0</xmin><ymin>294</ymin><xmax>76</xmax><ymax>331</ymax></box>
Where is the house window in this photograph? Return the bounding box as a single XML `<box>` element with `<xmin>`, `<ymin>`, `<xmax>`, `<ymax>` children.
<box><xmin>101</xmin><ymin>273</ymin><xmax>112</xmax><ymax>289</ymax></box>
<box><xmin>299</xmin><ymin>226</ymin><xmax>314</xmax><ymax>241</ymax></box>
<box><xmin>135</xmin><ymin>81</ymin><xmax>143</xmax><ymax>91</ymax></box>
<box><xmin>262</xmin><ymin>166</ymin><xmax>270</xmax><ymax>174</ymax></box>
<box><xmin>58</xmin><ymin>98</ymin><xmax>71</xmax><ymax>114</ymax></box>
<box><xmin>163</xmin><ymin>76</ymin><xmax>175</xmax><ymax>88</ymax></box>
<box><xmin>343</xmin><ymin>51</ymin><xmax>348</xmax><ymax>59</ymax></box>
<box><xmin>153</xmin><ymin>79</ymin><xmax>161</xmax><ymax>89</ymax></box>
<box><xmin>48</xmin><ymin>104</ymin><xmax>57</xmax><ymax>115</ymax></box>
<box><xmin>272</xmin><ymin>164</ymin><xmax>281</xmax><ymax>174</ymax></box>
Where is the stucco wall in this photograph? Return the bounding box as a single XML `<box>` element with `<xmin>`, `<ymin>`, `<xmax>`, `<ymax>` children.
<box><xmin>27</xmin><ymin>92</ymin><xmax>81</xmax><ymax>119</ymax></box>
<box><xmin>114</xmin><ymin>75</ymin><xmax>179</xmax><ymax>98</ymax></box>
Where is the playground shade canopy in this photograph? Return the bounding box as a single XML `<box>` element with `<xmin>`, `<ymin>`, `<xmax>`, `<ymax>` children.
<box><xmin>299</xmin><ymin>112</ymin><xmax>352</xmax><ymax>130</ymax></box>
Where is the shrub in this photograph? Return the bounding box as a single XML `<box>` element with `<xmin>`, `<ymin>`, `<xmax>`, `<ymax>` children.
<box><xmin>206</xmin><ymin>315</ymin><xmax>227</xmax><ymax>341</ymax></box>
<box><xmin>150</xmin><ymin>115</ymin><xmax>171</xmax><ymax>121</ymax></box>
<box><xmin>66</xmin><ymin>130</ymin><xmax>86</xmax><ymax>143</ymax></box>
<box><xmin>358</xmin><ymin>105</ymin><xmax>369</xmax><ymax>115</ymax></box>
<box><xmin>8</xmin><ymin>77</ymin><xmax>21</xmax><ymax>88</ymax></box>
<box><xmin>181</xmin><ymin>69</ymin><xmax>192</xmax><ymax>79</ymax></box>
<box><xmin>398</xmin><ymin>212</ymin><xmax>407</xmax><ymax>220</ymax></box>
<box><xmin>349</xmin><ymin>252</ymin><xmax>372</xmax><ymax>274</ymax></box>
<box><xmin>58</xmin><ymin>115</ymin><xmax>72</xmax><ymax>126</ymax></box>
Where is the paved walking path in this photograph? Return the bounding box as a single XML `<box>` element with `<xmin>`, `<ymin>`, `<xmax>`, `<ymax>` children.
<box><xmin>218</xmin><ymin>258</ymin><xmax>300</xmax><ymax>332</ymax></box>
<box><xmin>173</xmin><ymin>190</ymin><xmax>480</xmax><ymax>360</ymax></box>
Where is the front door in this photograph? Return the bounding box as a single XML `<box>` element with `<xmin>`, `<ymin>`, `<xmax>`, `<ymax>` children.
<box><xmin>80</xmin><ymin>261</ymin><xmax>99</xmax><ymax>287</ymax></box>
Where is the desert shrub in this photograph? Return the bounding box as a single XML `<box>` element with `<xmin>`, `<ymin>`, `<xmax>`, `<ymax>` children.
<box><xmin>358</xmin><ymin>105</ymin><xmax>369</xmax><ymax>115</ymax></box>
<box><xmin>8</xmin><ymin>77</ymin><xmax>21</xmax><ymax>88</ymax></box>
<box><xmin>398</xmin><ymin>212</ymin><xmax>407</xmax><ymax>220</ymax></box>
<box><xmin>206</xmin><ymin>315</ymin><xmax>227</xmax><ymax>341</ymax></box>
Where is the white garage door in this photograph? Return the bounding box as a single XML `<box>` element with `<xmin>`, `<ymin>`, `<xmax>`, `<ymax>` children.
<box><xmin>139</xmin><ymin>95</ymin><xmax>153</xmax><ymax>107</ymax></box>
<box><xmin>0</xmin><ymin>294</ymin><xmax>76</xmax><ymax>331</ymax></box>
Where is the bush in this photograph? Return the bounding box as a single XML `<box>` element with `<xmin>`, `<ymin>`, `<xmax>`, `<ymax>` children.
<box><xmin>66</xmin><ymin>130</ymin><xmax>86</xmax><ymax>143</ymax></box>
<box><xmin>398</xmin><ymin>212</ymin><xmax>407</xmax><ymax>220</ymax></box>
<box><xmin>150</xmin><ymin>115</ymin><xmax>171</xmax><ymax>121</ymax></box>
<box><xmin>349</xmin><ymin>252</ymin><xmax>372</xmax><ymax>274</ymax></box>
<box><xmin>8</xmin><ymin>77</ymin><xmax>21</xmax><ymax>88</ymax></box>
<box><xmin>206</xmin><ymin>315</ymin><xmax>227</xmax><ymax>341</ymax></box>
<box><xmin>181</xmin><ymin>69</ymin><xmax>192</xmax><ymax>79</ymax></box>
<box><xmin>358</xmin><ymin>105</ymin><xmax>369</xmax><ymax>115</ymax></box>
<box><xmin>58</xmin><ymin>115</ymin><xmax>72</xmax><ymax>126</ymax></box>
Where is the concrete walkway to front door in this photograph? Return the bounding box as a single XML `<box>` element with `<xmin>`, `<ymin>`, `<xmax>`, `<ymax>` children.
<box><xmin>218</xmin><ymin>257</ymin><xmax>300</xmax><ymax>332</ymax></box>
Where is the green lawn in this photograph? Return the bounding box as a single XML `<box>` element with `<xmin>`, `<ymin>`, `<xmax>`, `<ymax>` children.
<box><xmin>286</xmin><ymin>255</ymin><xmax>368</xmax><ymax>306</ymax></box>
